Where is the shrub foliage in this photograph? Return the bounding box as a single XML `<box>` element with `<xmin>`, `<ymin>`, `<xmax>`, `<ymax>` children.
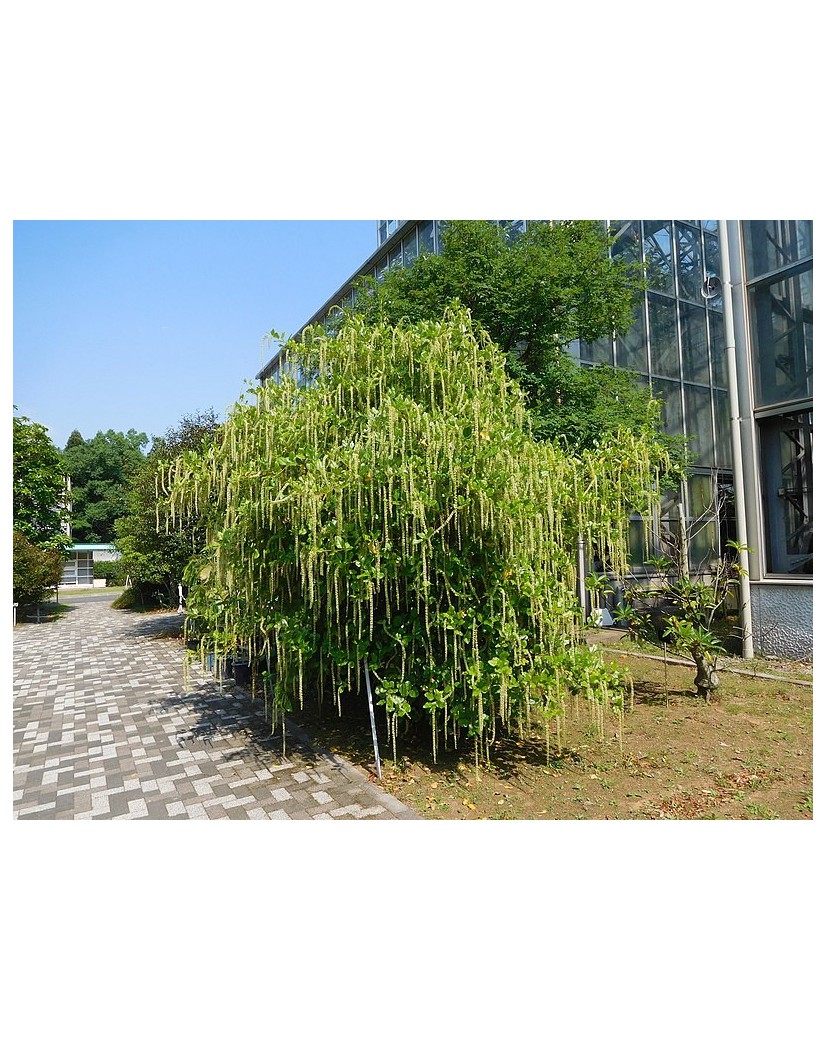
<box><xmin>13</xmin><ymin>531</ymin><xmax>64</xmax><ymax>607</ymax></box>
<box><xmin>164</xmin><ymin>311</ymin><xmax>673</xmax><ymax>761</ymax></box>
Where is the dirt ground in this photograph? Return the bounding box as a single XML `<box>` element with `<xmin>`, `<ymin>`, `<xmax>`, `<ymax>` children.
<box><xmin>293</xmin><ymin>632</ymin><xmax>813</xmax><ymax>821</ymax></box>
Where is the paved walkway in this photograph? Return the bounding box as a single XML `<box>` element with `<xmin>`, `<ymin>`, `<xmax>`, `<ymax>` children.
<box><xmin>12</xmin><ymin>594</ymin><xmax>418</xmax><ymax>821</ymax></box>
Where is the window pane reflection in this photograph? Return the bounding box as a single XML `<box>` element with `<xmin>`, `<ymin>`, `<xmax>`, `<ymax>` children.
<box><xmin>760</xmin><ymin>409</ymin><xmax>813</xmax><ymax>574</ymax></box>
<box><xmin>676</xmin><ymin>222</ymin><xmax>703</xmax><ymax>303</ymax></box>
<box><xmin>714</xmin><ymin>389</ymin><xmax>732</xmax><ymax>468</ymax></box>
<box><xmin>688</xmin><ymin>474</ymin><xmax>713</xmax><ymax>518</ymax></box>
<box><xmin>612</xmin><ymin>221</ymin><xmax>641</xmax><ymax>268</ymax></box>
<box><xmin>683</xmin><ymin>384</ymin><xmax>714</xmax><ymax>466</ymax></box>
<box><xmin>744</xmin><ymin>220</ymin><xmax>814</xmax><ymax>278</ymax></box>
<box><xmin>702</xmin><ymin>232</ymin><xmax>722</xmax><ymax>310</ymax></box>
<box><xmin>749</xmin><ymin>266</ymin><xmax>813</xmax><ymax>405</ymax></box>
<box><xmin>709</xmin><ymin>310</ymin><xmax>727</xmax><ymax>386</ymax></box>
<box><xmin>418</xmin><ymin>222</ymin><xmax>435</xmax><ymax>254</ymax></box>
<box><xmin>616</xmin><ymin>303</ymin><xmax>647</xmax><ymax>372</ymax></box>
<box><xmin>581</xmin><ymin>336</ymin><xmax>612</xmax><ymax>365</ymax></box>
<box><xmin>648</xmin><ymin>294</ymin><xmax>679</xmax><ymax>378</ymax></box>
<box><xmin>643</xmin><ymin>220</ymin><xmax>674</xmax><ymax>295</ymax></box>
<box><xmin>680</xmin><ymin>301</ymin><xmax>710</xmax><ymax>384</ymax></box>
<box><xmin>403</xmin><ymin>232</ymin><xmax>417</xmax><ymax>267</ymax></box>
<box><xmin>651</xmin><ymin>378</ymin><xmax>683</xmax><ymax>440</ymax></box>
<box><xmin>689</xmin><ymin>522</ymin><xmax>718</xmax><ymax>567</ymax></box>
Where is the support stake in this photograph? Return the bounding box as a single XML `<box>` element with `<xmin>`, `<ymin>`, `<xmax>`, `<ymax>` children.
<box><xmin>363</xmin><ymin>661</ymin><xmax>382</xmax><ymax>781</ymax></box>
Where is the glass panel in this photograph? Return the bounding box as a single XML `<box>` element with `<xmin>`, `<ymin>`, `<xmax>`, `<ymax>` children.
<box><xmin>718</xmin><ymin>479</ymin><xmax>736</xmax><ymax>555</ymax></box>
<box><xmin>76</xmin><ymin>551</ymin><xmax>94</xmax><ymax>584</ymax></box>
<box><xmin>676</xmin><ymin>222</ymin><xmax>703</xmax><ymax>303</ymax></box>
<box><xmin>628</xmin><ymin>517</ymin><xmax>646</xmax><ymax>568</ymax></box>
<box><xmin>500</xmin><ymin>220</ymin><xmax>524</xmax><ymax>244</ymax></box>
<box><xmin>378</xmin><ymin>221</ymin><xmax>388</xmax><ymax>245</ymax></box>
<box><xmin>687</xmin><ymin>474</ymin><xmax>713</xmax><ymax>519</ymax></box>
<box><xmin>434</xmin><ymin>221</ymin><xmax>447</xmax><ymax>253</ymax></box>
<box><xmin>679</xmin><ymin>301</ymin><xmax>710</xmax><ymax>384</ymax></box>
<box><xmin>648</xmin><ymin>294</ymin><xmax>679</xmax><ymax>378</ymax></box>
<box><xmin>743</xmin><ymin>220</ymin><xmax>814</xmax><ymax>278</ymax></box>
<box><xmin>659</xmin><ymin>486</ymin><xmax>681</xmax><ymax>521</ymax></box>
<box><xmin>581</xmin><ymin>335</ymin><xmax>612</xmax><ymax>365</ymax></box>
<box><xmin>616</xmin><ymin>302</ymin><xmax>647</xmax><ymax>372</ymax></box>
<box><xmin>388</xmin><ymin>242</ymin><xmax>403</xmax><ymax>269</ymax></box>
<box><xmin>702</xmin><ymin>232</ymin><xmax>722</xmax><ymax>310</ymax></box>
<box><xmin>683</xmin><ymin>384</ymin><xmax>714</xmax><ymax>466</ymax></box>
<box><xmin>418</xmin><ymin>221</ymin><xmax>435</xmax><ymax>255</ymax></box>
<box><xmin>611</xmin><ymin>221</ymin><xmax>641</xmax><ymax>267</ymax></box>
<box><xmin>701</xmin><ymin>220</ymin><xmax>718</xmax><ymax>232</ymax></box>
<box><xmin>760</xmin><ymin>410</ymin><xmax>813</xmax><ymax>574</ymax></box>
<box><xmin>651</xmin><ymin>378</ymin><xmax>684</xmax><ymax>440</ymax></box>
<box><xmin>642</xmin><ymin>220</ymin><xmax>674</xmax><ymax>295</ymax></box>
<box><xmin>374</xmin><ymin>255</ymin><xmax>389</xmax><ymax>282</ymax></box>
<box><xmin>749</xmin><ymin>265</ymin><xmax>813</xmax><ymax>405</ymax></box>
<box><xmin>689</xmin><ymin>522</ymin><xmax>718</xmax><ymax>568</ymax></box>
<box><xmin>709</xmin><ymin>310</ymin><xmax>727</xmax><ymax>386</ymax></box>
<box><xmin>713</xmin><ymin>389</ymin><xmax>732</xmax><ymax>469</ymax></box>
<box><xmin>403</xmin><ymin>231</ymin><xmax>417</xmax><ymax>267</ymax></box>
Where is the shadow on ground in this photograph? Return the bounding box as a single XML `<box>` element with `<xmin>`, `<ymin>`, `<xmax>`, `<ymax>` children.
<box><xmin>630</xmin><ymin>680</ymin><xmax>702</xmax><ymax>706</ymax></box>
<box><xmin>126</xmin><ymin>612</ymin><xmax>187</xmax><ymax>640</ymax></box>
<box><xmin>154</xmin><ymin>670</ymin><xmax>359</xmax><ymax>784</ymax></box>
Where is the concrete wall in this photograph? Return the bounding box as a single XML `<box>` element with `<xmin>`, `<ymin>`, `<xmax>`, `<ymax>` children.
<box><xmin>751</xmin><ymin>583</ymin><xmax>813</xmax><ymax>661</ymax></box>
<box><xmin>92</xmin><ymin>549</ymin><xmax>121</xmax><ymax>562</ymax></box>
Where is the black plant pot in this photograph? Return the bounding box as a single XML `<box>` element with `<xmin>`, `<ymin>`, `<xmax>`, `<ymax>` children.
<box><xmin>233</xmin><ymin>662</ymin><xmax>252</xmax><ymax>686</ymax></box>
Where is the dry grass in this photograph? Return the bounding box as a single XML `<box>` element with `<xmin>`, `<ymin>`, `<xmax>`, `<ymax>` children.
<box><xmin>292</xmin><ymin>633</ymin><xmax>813</xmax><ymax>821</ymax></box>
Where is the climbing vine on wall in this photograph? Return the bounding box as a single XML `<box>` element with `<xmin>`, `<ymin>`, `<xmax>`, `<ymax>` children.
<box><xmin>163</xmin><ymin>309</ymin><xmax>673</xmax><ymax>764</ymax></box>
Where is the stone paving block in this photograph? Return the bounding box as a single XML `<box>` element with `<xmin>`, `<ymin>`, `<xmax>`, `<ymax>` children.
<box><xmin>13</xmin><ymin>598</ymin><xmax>418</xmax><ymax>822</ymax></box>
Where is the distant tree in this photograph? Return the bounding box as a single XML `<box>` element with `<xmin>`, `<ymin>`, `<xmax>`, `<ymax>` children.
<box><xmin>348</xmin><ymin>220</ymin><xmax>660</xmax><ymax>452</ymax></box>
<box><xmin>13</xmin><ymin>530</ymin><xmax>64</xmax><ymax>607</ymax></box>
<box><xmin>62</xmin><ymin>428</ymin><xmax>149</xmax><ymax>542</ymax></box>
<box><xmin>114</xmin><ymin>410</ymin><xmax>221</xmax><ymax>608</ymax></box>
<box><xmin>13</xmin><ymin>409</ymin><xmax>70</xmax><ymax>550</ymax></box>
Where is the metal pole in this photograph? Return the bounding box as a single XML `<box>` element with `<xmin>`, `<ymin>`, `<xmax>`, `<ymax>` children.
<box><xmin>363</xmin><ymin>661</ymin><xmax>383</xmax><ymax>781</ymax></box>
<box><xmin>677</xmin><ymin>503</ymin><xmax>690</xmax><ymax>580</ymax></box>
<box><xmin>577</xmin><ymin>533</ymin><xmax>588</xmax><ymax>622</ymax></box>
<box><xmin>718</xmin><ymin>220</ymin><xmax>754</xmax><ymax>659</ymax></box>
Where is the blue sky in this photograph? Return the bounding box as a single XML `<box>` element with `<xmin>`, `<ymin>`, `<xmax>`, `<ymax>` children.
<box><xmin>13</xmin><ymin>220</ymin><xmax>378</xmax><ymax>449</ymax></box>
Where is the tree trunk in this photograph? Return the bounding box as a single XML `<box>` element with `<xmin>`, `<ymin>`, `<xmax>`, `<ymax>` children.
<box><xmin>692</xmin><ymin>652</ymin><xmax>720</xmax><ymax>702</ymax></box>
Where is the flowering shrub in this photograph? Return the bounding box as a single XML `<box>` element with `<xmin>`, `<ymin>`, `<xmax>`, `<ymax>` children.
<box><xmin>164</xmin><ymin>310</ymin><xmax>672</xmax><ymax>761</ymax></box>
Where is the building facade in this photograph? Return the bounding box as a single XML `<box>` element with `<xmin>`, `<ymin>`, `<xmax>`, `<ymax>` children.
<box><xmin>725</xmin><ymin>220</ymin><xmax>813</xmax><ymax>658</ymax></box>
<box><xmin>257</xmin><ymin>219</ymin><xmax>813</xmax><ymax>659</ymax></box>
<box><xmin>60</xmin><ymin>543</ymin><xmax>121</xmax><ymax>587</ymax></box>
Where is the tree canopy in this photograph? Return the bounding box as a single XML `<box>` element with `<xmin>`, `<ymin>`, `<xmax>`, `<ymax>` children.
<box><xmin>62</xmin><ymin>428</ymin><xmax>149</xmax><ymax>542</ymax></box>
<box><xmin>115</xmin><ymin>410</ymin><xmax>221</xmax><ymax>606</ymax></box>
<box><xmin>13</xmin><ymin>410</ymin><xmax>69</xmax><ymax>550</ymax></box>
<box><xmin>347</xmin><ymin>220</ymin><xmax>657</xmax><ymax>452</ymax></box>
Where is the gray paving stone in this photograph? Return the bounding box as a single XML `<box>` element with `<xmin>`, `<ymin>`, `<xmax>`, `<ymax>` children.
<box><xmin>13</xmin><ymin>598</ymin><xmax>418</xmax><ymax>822</ymax></box>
